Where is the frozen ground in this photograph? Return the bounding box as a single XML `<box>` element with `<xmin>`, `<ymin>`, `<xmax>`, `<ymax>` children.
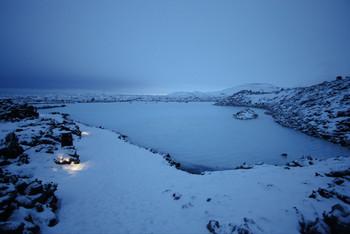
<box><xmin>2</xmin><ymin>115</ymin><xmax>349</xmax><ymax>234</ymax></box>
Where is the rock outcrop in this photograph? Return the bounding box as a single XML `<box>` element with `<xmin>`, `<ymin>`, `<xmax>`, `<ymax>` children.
<box><xmin>0</xmin><ymin>100</ymin><xmax>38</xmax><ymax>121</ymax></box>
<box><xmin>0</xmin><ymin>169</ymin><xmax>58</xmax><ymax>234</ymax></box>
<box><xmin>216</xmin><ymin>77</ymin><xmax>350</xmax><ymax>147</ymax></box>
<box><xmin>233</xmin><ymin>108</ymin><xmax>258</xmax><ymax>120</ymax></box>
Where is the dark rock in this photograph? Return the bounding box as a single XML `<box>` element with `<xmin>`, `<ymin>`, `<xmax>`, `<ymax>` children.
<box><xmin>0</xmin><ymin>205</ymin><xmax>15</xmax><ymax>222</ymax></box>
<box><xmin>118</xmin><ymin>134</ymin><xmax>128</xmax><ymax>141</ymax></box>
<box><xmin>54</xmin><ymin>154</ymin><xmax>80</xmax><ymax>165</ymax></box>
<box><xmin>172</xmin><ymin>192</ymin><xmax>182</xmax><ymax>200</ymax></box>
<box><xmin>25</xmin><ymin>181</ymin><xmax>43</xmax><ymax>195</ymax></box>
<box><xmin>35</xmin><ymin>203</ymin><xmax>44</xmax><ymax>212</ymax></box>
<box><xmin>163</xmin><ymin>154</ymin><xmax>181</xmax><ymax>169</ymax></box>
<box><xmin>45</xmin><ymin>147</ymin><xmax>55</xmax><ymax>154</ymax></box>
<box><xmin>0</xmin><ymin>133</ymin><xmax>24</xmax><ymax>159</ymax></box>
<box><xmin>206</xmin><ymin>198</ymin><xmax>212</xmax><ymax>202</ymax></box>
<box><xmin>298</xmin><ymin>217</ymin><xmax>328</xmax><ymax>234</ymax></box>
<box><xmin>0</xmin><ymin>170</ymin><xmax>59</xmax><ymax>232</ymax></box>
<box><xmin>333</xmin><ymin>178</ymin><xmax>345</xmax><ymax>185</ymax></box>
<box><xmin>335</xmin><ymin>193</ymin><xmax>350</xmax><ymax>205</ymax></box>
<box><xmin>236</xmin><ymin>218</ymin><xmax>259</xmax><ymax>234</ymax></box>
<box><xmin>26</xmin><ymin>222</ymin><xmax>40</xmax><ymax>234</ymax></box>
<box><xmin>206</xmin><ymin>218</ymin><xmax>261</xmax><ymax>234</ymax></box>
<box><xmin>0</xmin><ymin>159</ymin><xmax>11</xmax><ymax>166</ymax></box>
<box><xmin>287</xmin><ymin>160</ymin><xmax>303</xmax><ymax>167</ymax></box>
<box><xmin>71</xmin><ymin>128</ymin><xmax>82</xmax><ymax>137</ymax></box>
<box><xmin>325</xmin><ymin>168</ymin><xmax>350</xmax><ymax>178</ymax></box>
<box><xmin>60</xmin><ymin>132</ymin><xmax>73</xmax><ymax>147</ymax></box>
<box><xmin>37</xmin><ymin>104</ymin><xmax>66</xmax><ymax>110</ymax></box>
<box><xmin>17</xmin><ymin>154</ymin><xmax>29</xmax><ymax>165</ymax></box>
<box><xmin>0</xmin><ymin>194</ymin><xmax>16</xmax><ymax>221</ymax></box>
<box><xmin>309</xmin><ymin>191</ymin><xmax>317</xmax><ymax>199</ymax></box>
<box><xmin>0</xmin><ymin>100</ymin><xmax>38</xmax><ymax>121</ymax></box>
<box><xmin>207</xmin><ymin>220</ymin><xmax>220</xmax><ymax>234</ymax></box>
<box><xmin>323</xmin><ymin>204</ymin><xmax>350</xmax><ymax>234</ymax></box>
<box><xmin>0</xmin><ymin>221</ymin><xmax>25</xmax><ymax>234</ymax></box>
<box><xmin>15</xmin><ymin>181</ymin><xmax>28</xmax><ymax>194</ymax></box>
<box><xmin>48</xmin><ymin>217</ymin><xmax>58</xmax><ymax>227</ymax></box>
<box><xmin>318</xmin><ymin>188</ymin><xmax>333</xmax><ymax>199</ymax></box>
<box><xmin>37</xmin><ymin>138</ymin><xmax>57</xmax><ymax>145</ymax></box>
<box><xmin>281</xmin><ymin>153</ymin><xmax>288</xmax><ymax>157</ymax></box>
<box><xmin>48</xmin><ymin>194</ymin><xmax>58</xmax><ymax>211</ymax></box>
<box><xmin>336</xmin><ymin>110</ymin><xmax>350</xmax><ymax>118</ymax></box>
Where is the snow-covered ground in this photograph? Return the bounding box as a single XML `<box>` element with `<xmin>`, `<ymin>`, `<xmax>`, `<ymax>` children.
<box><xmin>2</xmin><ymin>113</ymin><xmax>350</xmax><ymax>234</ymax></box>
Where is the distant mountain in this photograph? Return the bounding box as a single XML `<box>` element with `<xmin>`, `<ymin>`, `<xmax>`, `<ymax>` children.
<box><xmin>3</xmin><ymin>83</ymin><xmax>281</xmax><ymax>103</ymax></box>
<box><xmin>207</xmin><ymin>83</ymin><xmax>282</xmax><ymax>97</ymax></box>
<box><xmin>168</xmin><ymin>83</ymin><xmax>281</xmax><ymax>99</ymax></box>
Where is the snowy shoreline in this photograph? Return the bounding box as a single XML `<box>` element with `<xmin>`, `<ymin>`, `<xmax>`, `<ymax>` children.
<box><xmin>1</xmin><ymin>110</ymin><xmax>349</xmax><ymax>233</ymax></box>
<box><xmin>35</xmin><ymin>121</ymin><xmax>350</xmax><ymax>234</ymax></box>
<box><xmin>1</xmin><ymin>97</ymin><xmax>350</xmax><ymax>234</ymax></box>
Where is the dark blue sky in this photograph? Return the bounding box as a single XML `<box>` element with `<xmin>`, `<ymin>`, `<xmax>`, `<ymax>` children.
<box><xmin>1</xmin><ymin>0</ymin><xmax>349</xmax><ymax>93</ymax></box>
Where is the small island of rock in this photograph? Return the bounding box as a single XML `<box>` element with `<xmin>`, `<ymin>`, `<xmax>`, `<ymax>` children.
<box><xmin>233</xmin><ymin>108</ymin><xmax>258</xmax><ymax>120</ymax></box>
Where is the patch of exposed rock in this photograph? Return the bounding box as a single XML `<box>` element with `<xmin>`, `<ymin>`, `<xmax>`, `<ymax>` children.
<box><xmin>233</xmin><ymin>108</ymin><xmax>258</xmax><ymax>120</ymax></box>
<box><xmin>0</xmin><ymin>99</ymin><xmax>39</xmax><ymax>121</ymax></box>
<box><xmin>297</xmin><ymin>204</ymin><xmax>350</xmax><ymax>234</ymax></box>
<box><xmin>0</xmin><ymin>169</ymin><xmax>58</xmax><ymax>234</ymax></box>
<box><xmin>0</xmin><ymin>101</ymin><xmax>84</xmax><ymax>233</ymax></box>
<box><xmin>207</xmin><ymin>218</ymin><xmax>264</xmax><ymax>234</ymax></box>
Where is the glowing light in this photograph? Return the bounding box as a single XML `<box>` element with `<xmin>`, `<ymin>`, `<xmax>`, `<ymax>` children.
<box><xmin>56</xmin><ymin>154</ymin><xmax>65</xmax><ymax>164</ymax></box>
<box><xmin>81</xmin><ymin>131</ymin><xmax>90</xmax><ymax>136</ymax></box>
<box><xmin>63</xmin><ymin>162</ymin><xmax>89</xmax><ymax>174</ymax></box>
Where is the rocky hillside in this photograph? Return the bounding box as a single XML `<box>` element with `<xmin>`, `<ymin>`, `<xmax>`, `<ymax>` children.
<box><xmin>216</xmin><ymin>76</ymin><xmax>350</xmax><ymax>147</ymax></box>
<box><xmin>0</xmin><ymin>100</ymin><xmax>83</xmax><ymax>233</ymax></box>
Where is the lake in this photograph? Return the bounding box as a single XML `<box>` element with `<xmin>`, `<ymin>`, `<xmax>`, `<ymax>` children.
<box><xmin>43</xmin><ymin>102</ymin><xmax>349</xmax><ymax>172</ymax></box>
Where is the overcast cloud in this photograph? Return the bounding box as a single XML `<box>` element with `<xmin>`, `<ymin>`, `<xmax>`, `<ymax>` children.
<box><xmin>0</xmin><ymin>0</ymin><xmax>349</xmax><ymax>93</ymax></box>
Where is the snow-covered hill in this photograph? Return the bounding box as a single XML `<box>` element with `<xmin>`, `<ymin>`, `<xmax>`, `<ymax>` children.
<box><xmin>207</xmin><ymin>83</ymin><xmax>281</xmax><ymax>97</ymax></box>
<box><xmin>168</xmin><ymin>83</ymin><xmax>281</xmax><ymax>100</ymax></box>
<box><xmin>216</xmin><ymin>76</ymin><xmax>350</xmax><ymax>147</ymax></box>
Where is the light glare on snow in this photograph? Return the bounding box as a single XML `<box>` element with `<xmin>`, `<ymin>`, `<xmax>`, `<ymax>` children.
<box><xmin>63</xmin><ymin>162</ymin><xmax>89</xmax><ymax>174</ymax></box>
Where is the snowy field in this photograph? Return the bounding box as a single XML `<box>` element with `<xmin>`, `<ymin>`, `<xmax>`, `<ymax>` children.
<box><xmin>42</xmin><ymin>102</ymin><xmax>350</xmax><ymax>172</ymax></box>
<box><xmin>3</xmin><ymin>118</ymin><xmax>348</xmax><ymax>234</ymax></box>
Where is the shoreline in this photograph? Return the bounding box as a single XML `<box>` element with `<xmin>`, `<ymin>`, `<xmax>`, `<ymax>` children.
<box><xmin>43</xmin><ymin>106</ymin><xmax>349</xmax><ymax>174</ymax></box>
<box><xmin>1</xmin><ymin>100</ymin><xmax>350</xmax><ymax>234</ymax></box>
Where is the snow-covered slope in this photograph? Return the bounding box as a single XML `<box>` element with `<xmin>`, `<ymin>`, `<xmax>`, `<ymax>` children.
<box><xmin>216</xmin><ymin>77</ymin><xmax>350</xmax><ymax>147</ymax></box>
<box><xmin>168</xmin><ymin>83</ymin><xmax>281</xmax><ymax>101</ymax></box>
